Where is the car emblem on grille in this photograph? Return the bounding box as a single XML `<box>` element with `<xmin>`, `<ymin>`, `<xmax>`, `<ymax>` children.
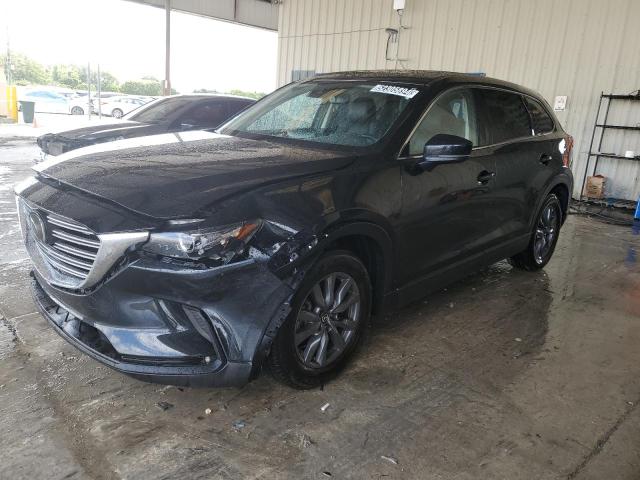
<box><xmin>28</xmin><ymin>210</ymin><xmax>47</xmax><ymax>244</ymax></box>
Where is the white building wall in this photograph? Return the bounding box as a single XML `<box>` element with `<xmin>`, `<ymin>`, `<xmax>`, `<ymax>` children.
<box><xmin>277</xmin><ymin>0</ymin><xmax>640</xmax><ymax>200</ymax></box>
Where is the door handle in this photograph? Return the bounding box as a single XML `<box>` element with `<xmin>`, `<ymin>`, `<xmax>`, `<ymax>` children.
<box><xmin>477</xmin><ymin>170</ymin><xmax>496</xmax><ymax>184</ymax></box>
<box><xmin>539</xmin><ymin>154</ymin><xmax>553</xmax><ymax>165</ymax></box>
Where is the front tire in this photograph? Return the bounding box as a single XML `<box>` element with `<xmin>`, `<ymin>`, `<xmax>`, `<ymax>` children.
<box><xmin>267</xmin><ymin>250</ymin><xmax>371</xmax><ymax>389</ymax></box>
<box><xmin>509</xmin><ymin>193</ymin><xmax>562</xmax><ymax>271</ymax></box>
<box><xmin>112</xmin><ymin>108</ymin><xmax>123</xmax><ymax>119</ymax></box>
<box><xmin>70</xmin><ymin>106</ymin><xmax>84</xmax><ymax>115</ymax></box>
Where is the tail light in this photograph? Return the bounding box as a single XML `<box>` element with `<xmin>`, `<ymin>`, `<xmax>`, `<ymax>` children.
<box><xmin>561</xmin><ymin>134</ymin><xmax>574</xmax><ymax>167</ymax></box>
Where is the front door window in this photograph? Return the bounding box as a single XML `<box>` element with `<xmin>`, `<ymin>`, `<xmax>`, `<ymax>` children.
<box><xmin>408</xmin><ymin>89</ymin><xmax>481</xmax><ymax>155</ymax></box>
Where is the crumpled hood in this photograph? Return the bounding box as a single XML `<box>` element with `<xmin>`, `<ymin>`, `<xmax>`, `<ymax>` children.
<box><xmin>37</xmin><ymin>121</ymin><xmax>169</xmax><ymax>155</ymax></box>
<box><xmin>34</xmin><ymin>130</ymin><xmax>356</xmax><ymax>219</ymax></box>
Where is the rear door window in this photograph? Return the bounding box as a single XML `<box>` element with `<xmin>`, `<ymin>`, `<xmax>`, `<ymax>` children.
<box><xmin>524</xmin><ymin>97</ymin><xmax>554</xmax><ymax>135</ymax></box>
<box><xmin>476</xmin><ymin>89</ymin><xmax>532</xmax><ymax>144</ymax></box>
<box><xmin>179</xmin><ymin>101</ymin><xmax>229</xmax><ymax>128</ymax></box>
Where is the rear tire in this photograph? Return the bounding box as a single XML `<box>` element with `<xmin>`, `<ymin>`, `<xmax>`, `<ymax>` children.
<box><xmin>509</xmin><ymin>193</ymin><xmax>562</xmax><ymax>271</ymax></box>
<box><xmin>112</xmin><ymin>108</ymin><xmax>123</xmax><ymax>119</ymax></box>
<box><xmin>267</xmin><ymin>250</ymin><xmax>371</xmax><ymax>389</ymax></box>
<box><xmin>70</xmin><ymin>106</ymin><xmax>84</xmax><ymax>115</ymax></box>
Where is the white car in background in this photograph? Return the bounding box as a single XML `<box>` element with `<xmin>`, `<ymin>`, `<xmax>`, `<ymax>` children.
<box><xmin>98</xmin><ymin>96</ymin><xmax>148</xmax><ymax>118</ymax></box>
<box><xmin>19</xmin><ymin>90</ymin><xmax>69</xmax><ymax>114</ymax></box>
<box><xmin>71</xmin><ymin>92</ymin><xmax>122</xmax><ymax>115</ymax></box>
<box><xmin>20</xmin><ymin>88</ymin><xmax>96</xmax><ymax>115</ymax></box>
<box><xmin>68</xmin><ymin>95</ymin><xmax>94</xmax><ymax>115</ymax></box>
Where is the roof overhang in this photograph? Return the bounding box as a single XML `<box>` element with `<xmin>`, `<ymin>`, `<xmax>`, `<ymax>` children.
<box><xmin>124</xmin><ymin>0</ymin><xmax>278</xmax><ymax>31</ymax></box>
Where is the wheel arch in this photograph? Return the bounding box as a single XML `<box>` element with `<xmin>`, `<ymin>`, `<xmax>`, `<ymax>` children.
<box><xmin>316</xmin><ymin>222</ymin><xmax>394</xmax><ymax>315</ymax></box>
<box><xmin>252</xmin><ymin>221</ymin><xmax>394</xmax><ymax>380</ymax></box>
<box><xmin>529</xmin><ymin>176</ymin><xmax>572</xmax><ymax>230</ymax></box>
<box><xmin>549</xmin><ymin>182</ymin><xmax>570</xmax><ymax>222</ymax></box>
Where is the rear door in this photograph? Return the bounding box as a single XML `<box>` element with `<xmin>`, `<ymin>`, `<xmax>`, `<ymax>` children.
<box><xmin>473</xmin><ymin>88</ymin><xmax>542</xmax><ymax>244</ymax></box>
<box><xmin>397</xmin><ymin>87</ymin><xmax>498</xmax><ymax>284</ymax></box>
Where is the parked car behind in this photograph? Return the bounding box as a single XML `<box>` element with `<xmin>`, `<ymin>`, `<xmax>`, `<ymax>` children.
<box><xmin>36</xmin><ymin>94</ymin><xmax>255</xmax><ymax>156</ymax></box>
<box><xmin>70</xmin><ymin>92</ymin><xmax>124</xmax><ymax>115</ymax></box>
<box><xmin>97</xmin><ymin>95</ymin><xmax>148</xmax><ymax>118</ymax></box>
<box><xmin>68</xmin><ymin>95</ymin><xmax>93</xmax><ymax>116</ymax></box>
<box><xmin>20</xmin><ymin>90</ymin><xmax>69</xmax><ymax>114</ymax></box>
<box><xmin>19</xmin><ymin>89</ymin><xmax>97</xmax><ymax>115</ymax></box>
<box><xmin>17</xmin><ymin>71</ymin><xmax>573</xmax><ymax>389</ymax></box>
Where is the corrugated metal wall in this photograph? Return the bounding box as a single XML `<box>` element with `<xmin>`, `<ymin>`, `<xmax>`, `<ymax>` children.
<box><xmin>277</xmin><ymin>0</ymin><xmax>640</xmax><ymax>200</ymax></box>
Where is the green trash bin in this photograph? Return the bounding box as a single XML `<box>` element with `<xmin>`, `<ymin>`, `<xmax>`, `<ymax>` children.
<box><xmin>19</xmin><ymin>101</ymin><xmax>35</xmax><ymax>123</ymax></box>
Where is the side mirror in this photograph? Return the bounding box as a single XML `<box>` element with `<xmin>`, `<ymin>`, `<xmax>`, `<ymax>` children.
<box><xmin>420</xmin><ymin>134</ymin><xmax>473</xmax><ymax>168</ymax></box>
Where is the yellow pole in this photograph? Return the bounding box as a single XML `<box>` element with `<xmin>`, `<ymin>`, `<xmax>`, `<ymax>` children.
<box><xmin>6</xmin><ymin>86</ymin><xmax>18</xmax><ymax>122</ymax></box>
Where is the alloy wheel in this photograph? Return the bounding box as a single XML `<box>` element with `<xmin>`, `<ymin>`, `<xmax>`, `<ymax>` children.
<box><xmin>294</xmin><ymin>272</ymin><xmax>361</xmax><ymax>369</ymax></box>
<box><xmin>534</xmin><ymin>203</ymin><xmax>559</xmax><ymax>264</ymax></box>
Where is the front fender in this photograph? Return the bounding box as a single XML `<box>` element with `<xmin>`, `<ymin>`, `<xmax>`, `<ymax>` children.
<box><xmin>270</xmin><ymin>218</ymin><xmax>394</xmax><ymax>291</ymax></box>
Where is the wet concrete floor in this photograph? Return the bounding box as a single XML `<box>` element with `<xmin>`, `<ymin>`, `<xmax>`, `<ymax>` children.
<box><xmin>1</xmin><ymin>138</ymin><xmax>639</xmax><ymax>479</ymax></box>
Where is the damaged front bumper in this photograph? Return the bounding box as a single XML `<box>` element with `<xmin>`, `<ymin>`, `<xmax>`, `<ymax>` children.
<box><xmin>30</xmin><ymin>255</ymin><xmax>296</xmax><ymax>387</ymax></box>
<box><xmin>37</xmin><ymin>133</ymin><xmax>93</xmax><ymax>156</ymax></box>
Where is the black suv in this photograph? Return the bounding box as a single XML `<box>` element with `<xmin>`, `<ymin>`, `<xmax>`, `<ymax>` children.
<box><xmin>37</xmin><ymin>94</ymin><xmax>255</xmax><ymax>157</ymax></box>
<box><xmin>15</xmin><ymin>71</ymin><xmax>573</xmax><ymax>389</ymax></box>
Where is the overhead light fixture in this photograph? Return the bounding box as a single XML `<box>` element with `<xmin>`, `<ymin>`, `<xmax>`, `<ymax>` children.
<box><xmin>393</xmin><ymin>0</ymin><xmax>406</xmax><ymax>11</ymax></box>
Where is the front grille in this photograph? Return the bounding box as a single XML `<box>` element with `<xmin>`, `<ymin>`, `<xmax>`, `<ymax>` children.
<box><xmin>17</xmin><ymin>197</ymin><xmax>148</xmax><ymax>290</ymax></box>
<box><xmin>37</xmin><ymin>212</ymin><xmax>100</xmax><ymax>280</ymax></box>
<box><xmin>17</xmin><ymin>198</ymin><xmax>102</xmax><ymax>289</ymax></box>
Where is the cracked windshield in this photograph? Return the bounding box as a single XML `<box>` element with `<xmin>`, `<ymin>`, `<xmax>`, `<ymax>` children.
<box><xmin>224</xmin><ymin>82</ymin><xmax>417</xmax><ymax>146</ymax></box>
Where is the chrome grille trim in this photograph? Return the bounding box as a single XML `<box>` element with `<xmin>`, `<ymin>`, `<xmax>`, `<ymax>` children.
<box><xmin>17</xmin><ymin>197</ymin><xmax>149</xmax><ymax>289</ymax></box>
<box><xmin>47</xmin><ymin>214</ymin><xmax>94</xmax><ymax>235</ymax></box>
<box><xmin>37</xmin><ymin>245</ymin><xmax>89</xmax><ymax>278</ymax></box>
<box><xmin>39</xmin><ymin>243</ymin><xmax>94</xmax><ymax>271</ymax></box>
<box><xmin>51</xmin><ymin>229</ymin><xmax>101</xmax><ymax>248</ymax></box>
<box><xmin>52</xmin><ymin>241</ymin><xmax>98</xmax><ymax>261</ymax></box>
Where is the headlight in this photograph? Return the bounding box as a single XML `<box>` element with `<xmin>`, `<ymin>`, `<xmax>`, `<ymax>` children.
<box><xmin>144</xmin><ymin>220</ymin><xmax>261</xmax><ymax>260</ymax></box>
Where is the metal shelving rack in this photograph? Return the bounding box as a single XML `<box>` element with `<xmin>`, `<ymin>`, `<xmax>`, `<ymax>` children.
<box><xmin>579</xmin><ymin>92</ymin><xmax>640</xmax><ymax>203</ymax></box>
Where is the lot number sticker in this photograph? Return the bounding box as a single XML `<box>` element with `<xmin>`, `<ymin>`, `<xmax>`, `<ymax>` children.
<box><xmin>370</xmin><ymin>84</ymin><xmax>419</xmax><ymax>99</ymax></box>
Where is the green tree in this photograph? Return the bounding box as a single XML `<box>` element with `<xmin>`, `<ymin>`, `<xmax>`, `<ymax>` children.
<box><xmin>121</xmin><ymin>77</ymin><xmax>178</xmax><ymax>95</ymax></box>
<box><xmin>120</xmin><ymin>77</ymin><xmax>163</xmax><ymax>96</ymax></box>
<box><xmin>1</xmin><ymin>52</ymin><xmax>173</xmax><ymax>95</ymax></box>
<box><xmin>0</xmin><ymin>52</ymin><xmax>51</xmax><ymax>85</ymax></box>
<box><xmin>98</xmin><ymin>71</ymin><xmax>120</xmax><ymax>92</ymax></box>
<box><xmin>51</xmin><ymin>64</ymin><xmax>83</xmax><ymax>89</ymax></box>
<box><xmin>69</xmin><ymin>66</ymin><xmax>121</xmax><ymax>92</ymax></box>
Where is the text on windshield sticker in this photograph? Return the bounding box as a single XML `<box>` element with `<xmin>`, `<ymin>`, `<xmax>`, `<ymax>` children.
<box><xmin>370</xmin><ymin>84</ymin><xmax>419</xmax><ymax>99</ymax></box>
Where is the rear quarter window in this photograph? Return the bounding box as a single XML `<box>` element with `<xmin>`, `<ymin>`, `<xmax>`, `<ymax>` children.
<box><xmin>524</xmin><ymin>97</ymin><xmax>554</xmax><ymax>134</ymax></box>
<box><xmin>476</xmin><ymin>89</ymin><xmax>532</xmax><ymax>145</ymax></box>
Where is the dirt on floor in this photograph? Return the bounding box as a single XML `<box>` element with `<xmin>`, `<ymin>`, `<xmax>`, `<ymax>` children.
<box><xmin>1</xmin><ymin>138</ymin><xmax>639</xmax><ymax>480</ymax></box>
